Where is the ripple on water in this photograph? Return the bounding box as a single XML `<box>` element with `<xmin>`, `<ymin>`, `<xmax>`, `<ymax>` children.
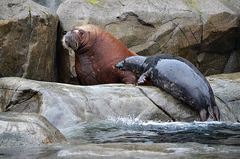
<box><xmin>61</xmin><ymin>116</ymin><xmax>240</xmax><ymax>146</ymax></box>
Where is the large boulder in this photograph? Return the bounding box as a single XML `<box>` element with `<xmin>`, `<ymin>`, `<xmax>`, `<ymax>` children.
<box><xmin>0</xmin><ymin>112</ymin><xmax>66</xmax><ymax>147</ymax></box>
<box><xmin>57</xmin><ymin>0</ymin><xmax>240</xmax><ymax>83</ymax></box>
<box><xmin>32</xmin><ymin>0</ymin><xmax>66</xmax><ymax>11</ymax></box>
<box><xmin>0</xmin><ymin>0</ymin><xmax>58</xmax><ymax>81</ymax></box>
<box><xmin>0</xmin><ymin>77</ymin><xmax>196</xmax><ymax>130</ymax></box>
<box><xmin>207</xmin><ymin>73</ymin><xmax>240</xmax><ymax>122</ymax></box>
<box><xmin>0</xmin><ymin>73</ymin><xmax>239</xmax><ymax>132</ymax></box>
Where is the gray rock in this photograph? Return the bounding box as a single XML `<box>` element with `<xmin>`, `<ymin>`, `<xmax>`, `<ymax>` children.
<box><xmin>223</xmin><ymin>51</ymin><xmax>240</xmax><ymax>73</ymax></box>
<box><xmin>0</xmin><ymin>77</ymin><xmax>197</xmax><ymax>131</ymax></box>
<box><xmin>57</xmin><ymin>0</ymin><xmax>240</xmax><ymax>83</ymax></box>
<box><xmin>0</xmin><ymin>0</ymin><xmax>58</xmax><ymax>81</ymax></box>
<box><xmin>0</xmin><ymin>112</ymin><xmax>66</xmax><ymax>147</ymax></box>
<box><xmin>32</xmin><ymin>0</ymin><xmax>66</xmax><ymax>11</ymax></box>
<box><xmin>0</xmin><ymin>74</ymin><xmax>239</xmax><ymax>132</ymax></box>
<box><xmin>207</xmin><ymin>73</ymin><xmax>240</xmax><ymax>122</ymax></box>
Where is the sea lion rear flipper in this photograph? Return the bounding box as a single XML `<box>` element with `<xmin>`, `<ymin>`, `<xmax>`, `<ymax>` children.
<box><xmin>137</xmin><ymin>68</ymin><xmax>152</xmax><ymax>84</ymax></box>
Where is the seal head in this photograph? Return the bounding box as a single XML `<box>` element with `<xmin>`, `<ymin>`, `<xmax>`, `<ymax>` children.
<box><xmin>116</xmin><ymin>56</ymin><xmax>146</xmax><ymax>76</ymax></box>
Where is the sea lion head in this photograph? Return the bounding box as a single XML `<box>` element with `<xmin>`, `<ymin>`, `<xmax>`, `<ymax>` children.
<box><xmin>116</xmin><ymin>56</ymin><xmax>146</xmax><ymax>76</ymax></box>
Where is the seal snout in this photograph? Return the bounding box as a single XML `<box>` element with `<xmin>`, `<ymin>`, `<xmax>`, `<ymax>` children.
<box><xmin>115</xmin><ymin>61</ymin><xmax>125</xmax><ymax>70</ymax></box>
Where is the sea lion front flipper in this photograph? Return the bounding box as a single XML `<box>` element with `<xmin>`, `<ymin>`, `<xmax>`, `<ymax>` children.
<box><xmin>137</xmin><ymin>68</ymin><xmax>152</xmax><ymax>84</ymax></box>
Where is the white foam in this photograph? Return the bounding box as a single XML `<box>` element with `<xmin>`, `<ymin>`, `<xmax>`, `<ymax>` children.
<box><xmin>106</xmin><ymin>116</ymin><xmax>238</xmax><ymax>130</ymax></box>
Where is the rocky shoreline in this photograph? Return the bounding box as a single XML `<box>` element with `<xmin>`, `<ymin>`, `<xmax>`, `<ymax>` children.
<box><xmin>0</xmin><ymin>73</ymin><xmax>240</xmax><ymax>146</ymax></box>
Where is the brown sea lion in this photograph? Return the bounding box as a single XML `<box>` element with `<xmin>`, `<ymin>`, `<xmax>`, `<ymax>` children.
<box><xmin>62</xmin><ymin>24</ymin><xmax>137</xmax><ymax>85</ymax></box>
<box><xmin>116</xmin><ymin>54</ymin><xmax>220</xmax><ymax>121</ymax></box>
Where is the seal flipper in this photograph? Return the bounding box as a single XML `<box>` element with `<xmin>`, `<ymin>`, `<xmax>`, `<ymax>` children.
<box><xmin>207</xmin><ymin>105</ymin><xmax>220</xmax><ymax>121</ymax></box>
<box><xmin>119</xmin><ymin>70</ymin><xmax>137</xmax><ymax>84</ymax></box>
<box><xmin>137</xmin><ymin>68</ymin><xmax>152</xmax><ymax>84</ymax></box>
<box><xmin>199</xmin><ymin>109</ymin><xmax>208</xmax><ymax>121</ymax></box>
<box><xmin>213</xmin><ymin>105</ymin><xmax>220</xmax><ymax>121</ymax></box>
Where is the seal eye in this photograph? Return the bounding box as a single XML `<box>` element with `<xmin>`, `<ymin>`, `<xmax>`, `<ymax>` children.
<box><xmin>115</xmin><ymin>60</ymin><xmax>125</xmax><ymax>70</ymax></box>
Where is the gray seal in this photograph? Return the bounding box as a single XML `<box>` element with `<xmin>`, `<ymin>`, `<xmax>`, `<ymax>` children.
<box><xmin>116</xmin><ymin>54</ymin><xmax>220</xmax><ymax>121</ymax></box>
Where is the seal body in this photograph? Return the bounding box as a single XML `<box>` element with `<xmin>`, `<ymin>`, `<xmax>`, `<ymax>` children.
<box><xmin>116</xmin><ymin>54</ymin><xmax>220</xmax><ymax>121</ymax></box>
<box><xmin>62</xmin><ymin>24</ymin><xmax>137</xmax><ymax>85</ymax></box>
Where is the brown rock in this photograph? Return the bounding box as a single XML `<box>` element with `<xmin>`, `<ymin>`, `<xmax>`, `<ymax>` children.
<box><xmin>0</xmin><ymin>0</ymin><xmax>58</xmax><ymax>81</ymax></box>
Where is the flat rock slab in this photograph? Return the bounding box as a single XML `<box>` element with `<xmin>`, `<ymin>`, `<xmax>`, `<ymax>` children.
<box><xmin>0</xmin><ymin>77</ymin><xmax>198</xmax><ymax>131</ymax></box>
<box><xmin>0</xmin><ymin>112</ymin><xmax>66</xmax><ymax>147</ymax></box>
<box><xmin>0</xmin><ymin>74</ymin><xmax>239</xmax><ymax>131</ymax></box>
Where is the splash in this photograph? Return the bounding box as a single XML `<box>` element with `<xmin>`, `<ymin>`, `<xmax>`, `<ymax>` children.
<box><xmin>60</xmin><ymin>116</ymin><xmax>240</xmax><ymax>145</ymax></box>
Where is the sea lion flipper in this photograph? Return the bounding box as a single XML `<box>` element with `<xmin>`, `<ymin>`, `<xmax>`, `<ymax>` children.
<box><xmin>137</xmin><ymin>68</ymin><xmax>152</xmax><ymax>84</ymax></box>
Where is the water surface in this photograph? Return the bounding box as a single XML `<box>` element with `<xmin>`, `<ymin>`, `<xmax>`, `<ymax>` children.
<box><xmin>1</xmin><ymin>117</ymin><xmax>240</xmax><ymax>159</ymax></box>
<box><xmin>63</xmin><ymin>117</ymin><xmax>240</xmax><ymax>146</ymax></box>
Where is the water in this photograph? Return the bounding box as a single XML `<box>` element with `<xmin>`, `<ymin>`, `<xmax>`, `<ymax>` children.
<box><xmin>1</xmin><ymin>117</ymin><xmax>240</xmax><ymax>158</ymax></box>
<box><xmin>63</xmin><ymin>117</ymin><xmax>240</xmax><ymax>145</ymax></box>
